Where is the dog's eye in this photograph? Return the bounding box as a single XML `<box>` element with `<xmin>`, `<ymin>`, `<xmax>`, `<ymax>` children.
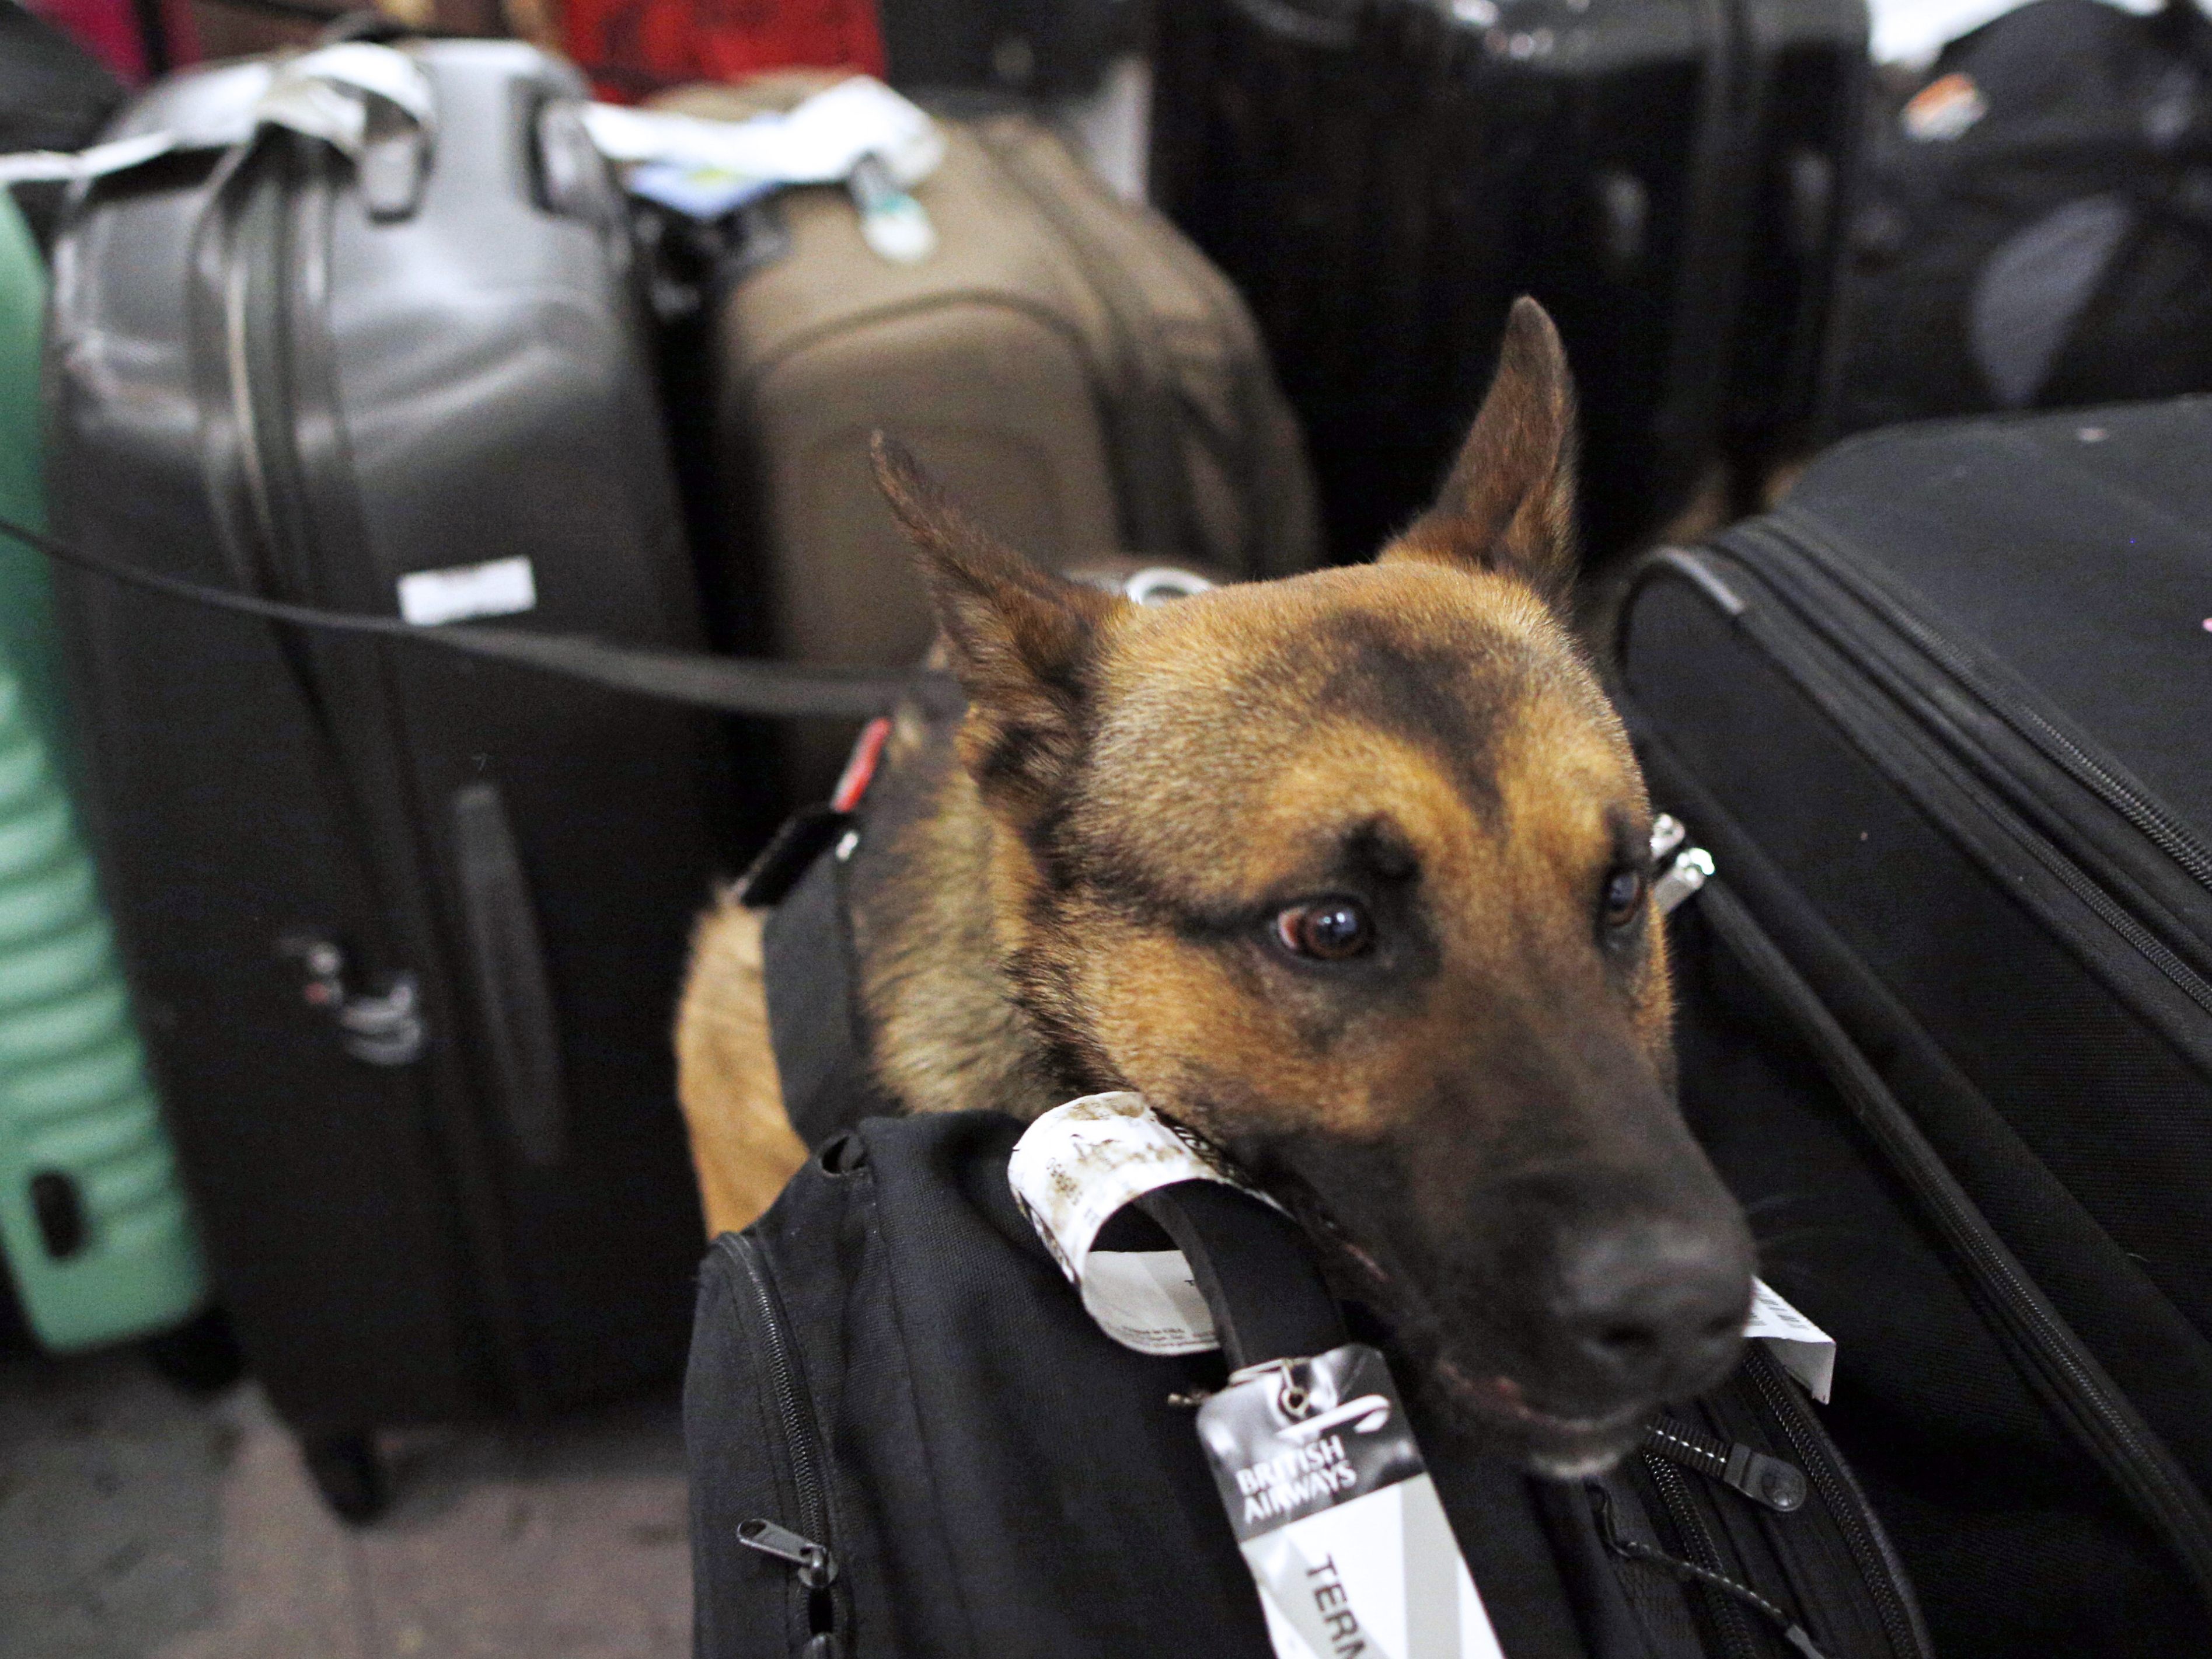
<box><xmin>1602</xmin><ymin>867</ymin><xmax>1646</xmax><ymax>928</ymax></box>
<box><xmin>1275</xmin><ymin>899</ymin><xmax>1374</xmax><ymax>961</ymax></box>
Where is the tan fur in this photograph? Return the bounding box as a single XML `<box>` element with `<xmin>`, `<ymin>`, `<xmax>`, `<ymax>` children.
<box><xmin>669</xmin><ymin>304</ymin><xmax>1746</xmax><ymax>1462</ymax></box>
<box><xmin>671</xmin><ymin>297</ymin><xmax>1634</xmax><ymax>1224</ymax></box>
<box><xmin>673</xmin><ymin>895</ymin><xmax>807</xmax><ymax>1235</ymax></box>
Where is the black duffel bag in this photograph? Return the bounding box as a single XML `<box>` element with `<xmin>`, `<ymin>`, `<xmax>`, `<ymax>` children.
<box><xmin>1833</xmin><ymin>0</ymin><xmax>2212</xmax><ymax>434</ymax></box>
<box><xmin>684</xmin><ymin>1097</ymin><xmax>1930</xmax><ymax>1658</ymax></box>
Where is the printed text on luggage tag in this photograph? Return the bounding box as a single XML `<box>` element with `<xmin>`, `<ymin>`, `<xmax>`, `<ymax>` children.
<box><xmin>1007</xmin><ymin>1091</ymin><xmax>1278</xmax><ymax>1354</ymax></box>
<box><xmin>1199</xmin><ymin>1346</ymin><xmax>1505</xmax><ymax>1659</ymax></box>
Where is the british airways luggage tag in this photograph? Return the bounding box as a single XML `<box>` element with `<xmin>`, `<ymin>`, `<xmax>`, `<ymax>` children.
<box><xmin>1199</xmin><ymin>1348</ymin><xmax>1499</xmax><ymax>1659</ymax></box>
<box><xmin>1009</xmin><ymin>1094</ymin><xmax>1508</xmax><ymax>1659</ymax></box>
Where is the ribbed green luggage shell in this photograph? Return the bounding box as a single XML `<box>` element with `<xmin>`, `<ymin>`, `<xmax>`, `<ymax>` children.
<box><xmin>0</xmin><ymin>194</ymin><xmax>207</xmax><ymax>1350</ymax></box>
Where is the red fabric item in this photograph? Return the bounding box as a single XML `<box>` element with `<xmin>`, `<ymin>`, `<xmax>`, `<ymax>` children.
<box><xmin>563</xmin><ymin>0</ymin><xmax>885</xmax><ymax>101</ymax></box>
<box><xmin>830</xmin><ymin>717</ymin><xmax>892</xmax><ymax>814</ymax></box>
<box><xmin>29</xmin><ymin>0</ymin><xmax>198</xmax><ymax>83</ymax></box>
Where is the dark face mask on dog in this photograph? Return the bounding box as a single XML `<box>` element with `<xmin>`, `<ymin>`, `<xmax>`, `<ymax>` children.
<box><xmin>871</xmin><ymin>297</ymin><xmax>1756</xmax><ymax>1476</ymax></box>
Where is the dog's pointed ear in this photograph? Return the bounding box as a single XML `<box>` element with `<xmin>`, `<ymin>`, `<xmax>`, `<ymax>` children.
<box><xmin>872</xmin><ymin>433</ymin><xmax>1120</xmax><ymax>814</ymax></box>
<box><xmin>1386</xmin><ymin>297</ymin><xmax>1579</xmax><ymax>610</ymax></box>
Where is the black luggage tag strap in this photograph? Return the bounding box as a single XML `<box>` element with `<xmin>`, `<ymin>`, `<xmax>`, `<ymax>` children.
<box><xmin>1007</xmin><ymin>1094</ymin><xmax>1509</xmax><ymax>1659</ymax></box>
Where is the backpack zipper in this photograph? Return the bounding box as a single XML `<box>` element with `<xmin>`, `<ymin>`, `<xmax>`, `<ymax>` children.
<box><xmin>1736</xmin><ymin>1344</ymin><xmax>1932</xmax><ymax>1658</ymax></box>
<box><xmin>723</xmin><ymin>1232</ymin><xmax>846</xmax><ymax>1655</ymax></box>
<box><xmin>1642</xmin><ymin>1412</ymin><xmax>1807</xmax><ymax>1512</ymax></box>
<box><xmin>1637</xmin><ymin>1451</ymin><xmax>1768</xmax><ymax>1659</ymax></box>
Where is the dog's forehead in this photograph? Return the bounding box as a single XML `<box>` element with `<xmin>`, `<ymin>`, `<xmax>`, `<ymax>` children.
<box><xmin>1107</xmin><ymin>563</ymin><xmax>1555</xmax><ymax>719</ymax></box>
<box><xmin>1077</xmin><ymin>564</ymin><xmax>1634</xmax><ymax>894</ymax></box>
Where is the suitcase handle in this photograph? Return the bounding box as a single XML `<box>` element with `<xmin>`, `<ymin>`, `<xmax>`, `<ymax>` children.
<box><xmin>452</xmin><ymin>782</ymin><xmax>568</xmax><ymax>1167</ymax></box>
<box><xmin>1218</xmin><ymin>0</ymin><xmax>1359</xmax><ymax>51</ymax></box>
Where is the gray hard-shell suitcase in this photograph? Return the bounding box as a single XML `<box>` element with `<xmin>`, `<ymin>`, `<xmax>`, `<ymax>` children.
<box><xmin>44</xmin><ymin>39</ymin><xmax>720</xmax><ymax>1516</ymax></box>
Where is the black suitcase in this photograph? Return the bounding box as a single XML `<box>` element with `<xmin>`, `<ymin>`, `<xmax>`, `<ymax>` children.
<box><xmin>44</xmin><ymin>40</ymin><xmax>721</xmax><ymax>1516</ymax></box>
<box><xmin>877</xmin><ymin>0</ymin><xmax>1138</xmax><ymax>98</ymax></box>
<box><xmin>1148</xmin><ymin>0</ymin><xmax>1868</xmax><ymax>566</ymax></box>
<box><xmin>1616</xmin><ymin>399</ymin><xmax>2212</xmax><ymax>1650</ymax></box>
<box><xmin>688</xmin><ymin>1109</ymin><xmax>1931</xmax><ymax>1659</ymax></box>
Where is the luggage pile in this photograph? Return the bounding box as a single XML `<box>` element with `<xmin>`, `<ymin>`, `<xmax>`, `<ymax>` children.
<box><xmin>3</xmin><ymin>24</ymin><xmax>1320</xmax><ymax>1517</ymax></box>
<box><xmin>4</xmin><ymin>9</ymin><xmax>2210</xmax><ymax>1658</ymax></box>
<box><xmin>1149</xmin><ymin>0</ymin><xmax>1869</xmax><ymax>564</ymax></box>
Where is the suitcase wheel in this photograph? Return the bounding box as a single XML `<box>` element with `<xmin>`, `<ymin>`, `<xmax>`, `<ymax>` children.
<box><xmin>302</xmin><ymin>1428</ymin><xmax>391</xmax><ymax>1524</ymax></box>
<box><xmin>141</xmin><ymin>1306</ymin><xmax>247</xmax><ymax>1398</ymax></box>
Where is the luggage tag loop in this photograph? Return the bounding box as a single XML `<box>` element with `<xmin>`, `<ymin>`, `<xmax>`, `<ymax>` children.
<box><xmin>1010</xmin><ymin>1098</ymin><xmax>1513</xmax><ymax>1659</ymax></box>
<box><xmin>0</xmin><ymin>41</ymin><xmax>435</xmax><ymax>210</ymax></box>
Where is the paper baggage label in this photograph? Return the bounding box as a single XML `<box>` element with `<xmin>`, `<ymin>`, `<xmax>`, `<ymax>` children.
<box><xmin>397</xmin><ymin>556</ymin><xmax>538</xmax><ymax>626</ymax></box>
<box><xmin>1744</xmin><ymin>1278</ymin><xmax>1837</xmax><ymax>1402</ymax></box>
<box><xmin>1007</xmin><ymin>1091</ymin><xmax>1278</xmax><ymax>1354</ymax></box>
<box><xmin>1198</xmin><ymin>1344</ymin><xmax>1505</xmax><ymax>1659</ymax></box>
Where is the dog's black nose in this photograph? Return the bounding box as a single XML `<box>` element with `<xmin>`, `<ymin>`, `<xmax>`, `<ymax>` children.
<box><xmin>1550</xmin><ymin>1219</ymin><xmax>1750</xmax><ymax>1400</ymax></box>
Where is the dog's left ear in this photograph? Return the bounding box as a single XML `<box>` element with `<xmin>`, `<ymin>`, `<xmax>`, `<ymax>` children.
<box><xmin>1386</xmin><ymin>296</ymin><xmax>1579</xmax><ymax>611</ymax></box>
<box><xmin>871</xmin><ymin>433</ymin><xmax>1122</xmax><ymax>821</ymax></box>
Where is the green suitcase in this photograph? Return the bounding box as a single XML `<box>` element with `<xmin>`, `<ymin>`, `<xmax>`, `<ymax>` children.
<box><xmin>0</xmin><ymin>193</ymin><xmax>208</xmax><ymax>1352</ymax></box>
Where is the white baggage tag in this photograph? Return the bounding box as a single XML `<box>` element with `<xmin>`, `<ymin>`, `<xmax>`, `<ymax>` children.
<box><xmin>1199</xmin><ymin>1346</ymin><xmax>1505</xmax><ymax>1659</ymax></box>
<box><xmin>1007</xmin><ymin>1091</ymin><xmax>1274</xmax><ymax>1355</ymax></box>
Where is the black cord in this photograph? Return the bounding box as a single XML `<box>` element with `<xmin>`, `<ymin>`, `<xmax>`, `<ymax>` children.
<box><xmin>1589</xmin><ymin>1484</ymin><xmax>1831</xmax><ymax>1659</ymax></box>
<box><xmin>0</xmin><ymin>511</ymin><xmax>963</xmax><ymax>720</ymax></box>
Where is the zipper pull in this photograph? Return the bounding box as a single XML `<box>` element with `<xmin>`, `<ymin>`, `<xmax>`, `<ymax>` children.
<box><xmin>1648</xmin><ymin>814</ymin><xmax>1714</xmax><ymax>915</ymax></box>
<box><xmin>1653</xmin><ymin>846</ymin><xmax>1714</xmax><ymax>916</ymax></box>
<box><xmin>738</xmin><ymin>1517</ymin><xmax>839</xmax><ymax>1588</ymax></box>
<box><xmin>1644</xmin><ymin>1416</ymin><xmax>1806</xmax><ymax>1512</ymax></box>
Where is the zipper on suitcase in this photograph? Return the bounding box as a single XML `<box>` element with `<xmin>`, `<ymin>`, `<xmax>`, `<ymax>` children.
<box><xmin>723</xmin><ymin>1233</ymin><xmax>847</xmax><ymax>1655</ymax></box>
<box><xmin>1653</xmin><ymin>548</ymin><xmax>2212</xmax><ymax>1036</ymax></box>
<box><xmin>1709</xmin><ymin>525</ymin><xmax>2212</xmax><ymax>1010</ymax></box>
<box><xmin>1747</xmin><ymin>512</ymin><xmax>2212</xmax><ymax>899</ymax></box>
<box><xmin>1642</xmin><ymin>1412</ymin><xmax>1806</xmax><ymax>1513</ymax></box>
<box><xmin>1640</xmin><ymin>1362</ymin><xmax>1931</xmax><ymax>1655</ymax></box>
<box><xmin>1631</xmin><ymin>1451</ymin><xmax>1768</xmax><ymax>1659</ymax></box>
<box><xmin>1733</xmin><ymin>1343</ymin><xmax>1931</xmax><ymax>1658</ymax></box>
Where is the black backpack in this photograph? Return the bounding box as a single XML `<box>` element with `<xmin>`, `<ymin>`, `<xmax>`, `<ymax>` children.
<box><xmin>1832</xmin><ymin>0</ymin><xmax>2212</xmax><ymax>434</ymax></box>
<box><xmin>686</xmin><ymin>865</ymin><xmax>1934</xmax><ymax>1659</ymax></box>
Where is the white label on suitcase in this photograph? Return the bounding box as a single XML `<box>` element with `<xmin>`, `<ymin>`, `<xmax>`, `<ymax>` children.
<box><xmin>1199</xmin><ymin>1344</ymin><xmax>1506</xmax><ymax>1659</ymax></box>
<box><xmin>397</xmin><ymin>556</ymin><xmax>538</xmax><ymax>627</ymax></box>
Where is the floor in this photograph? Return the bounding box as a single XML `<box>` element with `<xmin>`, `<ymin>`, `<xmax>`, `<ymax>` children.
<box><xmin>0</xmin><ymin>1347</ymin><xmax>691</xmax><ymax>1659</ymax></box>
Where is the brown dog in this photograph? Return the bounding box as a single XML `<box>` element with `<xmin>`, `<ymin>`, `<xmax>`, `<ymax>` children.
<box><xmin>675</xmin><ymin>297</ymin><xmax>1754</xmax><ymax>1476</ymax></box>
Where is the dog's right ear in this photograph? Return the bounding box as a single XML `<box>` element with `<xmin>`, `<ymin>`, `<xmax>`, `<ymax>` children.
<box><xmin>872</xmin><ymin>434</ymin><xmax>1121</xmax><ymax>819</ymax></box>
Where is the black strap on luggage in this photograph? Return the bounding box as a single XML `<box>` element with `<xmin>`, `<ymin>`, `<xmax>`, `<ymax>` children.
<box><xmin>0</xmin><ymin>511</ymin><xmax>962</xmax><ymax>720</ymax></box>
<box><xmin>1134</xmin><ymin>1179</ymin><xmax>1346</xmax><ymax>1371</ymax></box>
<box><xmin>757</xmin><ymin>822</ymin><xmax>898</xmax><ymax>1149</ymax></box>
